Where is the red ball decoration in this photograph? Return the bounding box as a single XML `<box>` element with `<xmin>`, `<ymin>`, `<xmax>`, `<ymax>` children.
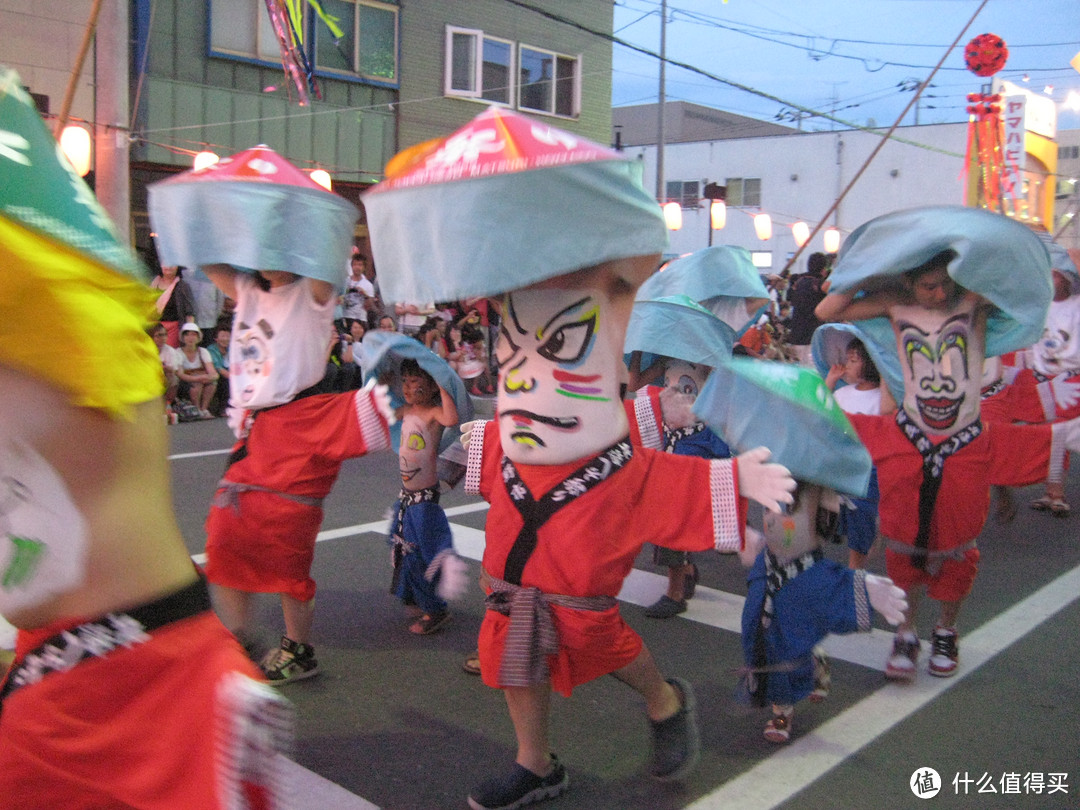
<box><xmin>964</xmin><ymin>33</ymin><xmax>1008</xmax><ymax>77</ymax></box>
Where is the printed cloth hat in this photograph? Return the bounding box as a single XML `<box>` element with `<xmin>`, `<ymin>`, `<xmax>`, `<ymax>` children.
<box><xmin>624</xmin><ymin>294</ymin><xmax>736</xmax><ymax>372</ymax></box>
<box><xmin>826</xmin><ymin>205</ymin><xmax>1052</xmax><ymax>359</ymax></box>
<box><xmin>359</xmin><ymin>330</ymin><xmax>474</xmax><ymax>453</ymax></box>
<box><xmin>148</xmin><ymin>144</ymin><xmax>359</xmax><ymax>289</ymax></box>
<box><xmin>179</xmin><ymin>322</ymin><xmax>203</xmax><ymax>340</ymax></box>
<box><xmin>812</xmin><ymin>321</ymin><xmax>904</xmax><ymax>404</ymax></box>
<box><xmin>362</xmin><ymin>107</ymin><xmax>669</xmax><ymax>304</ymax></box>
<box><xmin>0</xmin><ymin>67</ymin><xmax>161</xmax><ymax>416</ymax></box>
<box><xmin>636</xmin><ymin>246</ymin><xmax>770</xmax><ymax>334</ymax></box>
<box><xmin>694</xmin><ymin>358</ymin><xmax>871</xmax><ymax>496</ymax></box>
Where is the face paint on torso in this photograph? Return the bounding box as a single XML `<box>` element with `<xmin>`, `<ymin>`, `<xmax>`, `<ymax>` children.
<box><xmin>495</xmin><ymin>287</ymin><xmax>629</xmax><ymax>464</ymax></box>
<box><xmin>891</xmin><ymin>294</ymin><xmax>986</xmax><ymax>436</ymax></box>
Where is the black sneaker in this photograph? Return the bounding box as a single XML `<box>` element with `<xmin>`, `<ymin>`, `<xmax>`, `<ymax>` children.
<box><xmin>647</xmin><ymin>677</ymin><xmax>700</xmax><ymax>781</ymax></box>
<box><xmin>468</xmin><ymin>756</ymin><xmax>568</xmax><ymax>810</ymax></box>
<box><xmin>261</xmin><ymin>636</ymin><xmax>320</xmax><ymax>685</ymax></box>
<box><xmin>643</xmin><ymin>595</ymin><xmax>687</xmax><ymax>619</ymax></box>
<box><xmin>928</xmin><ymin>626</ymin><xmax>959</xmax><ymax>677</ymax></box>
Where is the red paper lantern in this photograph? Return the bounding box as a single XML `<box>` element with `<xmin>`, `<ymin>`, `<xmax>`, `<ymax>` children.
<box><xmin>964</xmin><ymin>33</ymin><xmax>1008</xmax><ymax>77</ymax></box>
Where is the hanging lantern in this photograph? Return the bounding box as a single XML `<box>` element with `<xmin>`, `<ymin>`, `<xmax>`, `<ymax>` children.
<box><xmin>310</xmin><ymin>169</ymin><xmax>332</xmax><ymax>190</ymax></box>
<box><xmin>663</xmin><ymin>201</ymin><xmax>683</xmax><ymax>231</ymax></box>
<box><xmin>59</xmin><ymin>124</ymin><xmax>92</xmax><ymax>177</ymax></box>
<box><xmin>823</xmin><ymin>227</ymin><xmax>841</xmax><ymax>253</ymax></box>
<box><xmin>710</xmin><ymin>199</ymin><xmax>726</xmax><ymax>230</ymax></box>
<box><xmin>193</xmin><ymin>150</ymin><xmax>220</xmax><ymax>171</ymax></box>
<box><xmin>964</xmin><ymin>33</ymin><xmax>1008</xmax><ymax>77</ymax></box>
<box><xmin>791</xmin><ymin>221</ymin><xmax>810</xmax><ymax>247</ymax></box>
<box><xmin>754</xmin><ymin>213</ymin><xmax>772</xmax><ymax>241</ymax></box>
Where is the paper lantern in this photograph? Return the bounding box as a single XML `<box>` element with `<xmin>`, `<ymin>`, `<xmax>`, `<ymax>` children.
<box><xmin>791</xmin><ymin>221</ymin><xmax>810</xmax><ymax>247</ymax></box>
<box><xmin>824</xmin><ymin>227</ymin><xmax>841</xmax><ymax>254</ymax></box>
<box><xmin>754</xmin><ymin>213</ymin><xmax>772</xmax><ymax>241</ymax></box>
<box><xmin>60</xmin><ymin>124</ymin><xmax>91</xmax><ymax>177</ymax></box>
<box><xmin>310</xmin><ymin>169</ymin><xmax>332</xmax><ymax>190</ymax></box>
<box><xmin>193</xmin><ymin>150</ymin><xmax>219</xmax><ymax>171</ymax></box>
<box><xmin>710</xmin><ymin>199</ymin><xmax>726</xmax><ymax>230</ymax></box>
<box><xmin>663</xmin><ymin>201</ymin><xmax>683</xmax><ymax>231</ymax></box>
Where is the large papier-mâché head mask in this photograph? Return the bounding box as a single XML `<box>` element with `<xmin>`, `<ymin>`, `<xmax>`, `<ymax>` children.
<box><xmin>495</xmin><ymin>284</ymin><xmax>633</xmax><ymax>464</ymax></box>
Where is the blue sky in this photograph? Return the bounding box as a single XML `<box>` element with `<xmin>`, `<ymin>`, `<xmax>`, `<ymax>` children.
<box><xmin>611</xmin><ymin>0</ymin><xmax>1080</xmax><ymax>132</ymax></box>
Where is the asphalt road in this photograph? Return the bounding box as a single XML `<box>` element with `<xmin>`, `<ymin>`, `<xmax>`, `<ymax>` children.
<box><xmin>167</xmin><ymin>412</ymin><xmax>1080</xmax><ymax>810</ymax></box>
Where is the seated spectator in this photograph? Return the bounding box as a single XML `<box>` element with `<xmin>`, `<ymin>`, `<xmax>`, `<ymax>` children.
<box><xmin>378</xmin><ymin>314</ymin><xmax>397</xmax><ymax>332</ymax></box>
<box><xmin>176</xmin><ymin>323</ymin><xmax>218</xmax><ymax>418</ymax></box>
<box><xmin>457</xmin><ymin>322</ymin><xmax>494</xmax><ymax>395</ymax></box>
<box><xmin>418</xmin><ymin>316</ymin><xmax>449</xmax><ymax>358</ymax></box>
<box><xmin>149</xmin><ymin>322</ymin><xmax>181</xmax><ymax>411</ymax></box>
<box><xmin>206</xmin><ymin>325</ymin><xmax>231</xmax><ymax>417</ymax></box>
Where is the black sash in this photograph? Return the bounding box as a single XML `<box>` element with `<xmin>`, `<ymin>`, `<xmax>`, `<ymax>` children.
<box><xmin>896</xmin><ymin>409</ymin><xmax>982</xmax><ymax>571</ymax></box>
<box><xmin>500</xmin><ymin>438</ymin><xmax>633</xmax><ymax>585</ymax></box>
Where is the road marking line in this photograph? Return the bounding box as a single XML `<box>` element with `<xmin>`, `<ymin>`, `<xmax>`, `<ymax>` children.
<box><xmin>686</xmin><ymin>563</ymin><xmax>1080</xmax><ymax>809</ymax></box>
<box><xmin>167</xmin><ymin>448</ymin><xmax>233</xmax><ymax>460</ymax></box>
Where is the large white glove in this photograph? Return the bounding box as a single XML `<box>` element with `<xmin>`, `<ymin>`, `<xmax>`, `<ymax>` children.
<box><xmin>865</xmin><ymin>574</ymin><xmax>907</xmax><ymax>626</ymax></box>
<box><xmin>459</xmin><ymin>419</ymin><xmax>483</xmax><ymax>451</ymax></box>
<box><xmin>1050</xmin><ymin>375</ymin><xmax>1080</xmax><ymax>411</ymax></box>
<box><xmin>435</xmin><ymin>553</ymin><xmax>469</xmax><ymax>601</ymax></box>
<box><xmin>735</xmin><ymin>447</ymin><xmax>795</xmax><ymax>513</ymax></box>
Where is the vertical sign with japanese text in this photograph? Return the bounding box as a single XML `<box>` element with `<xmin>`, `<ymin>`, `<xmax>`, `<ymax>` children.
<box><xmin>1002</xmin><ymin>95</ymin><xmax>1025</xmax><ymax>201</ymax></box>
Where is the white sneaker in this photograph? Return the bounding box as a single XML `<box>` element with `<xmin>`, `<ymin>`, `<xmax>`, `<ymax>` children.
<box><xmin>885</xmin><ymin>632</ymin><xmax>920</xmax><ymax>682</ymax></box>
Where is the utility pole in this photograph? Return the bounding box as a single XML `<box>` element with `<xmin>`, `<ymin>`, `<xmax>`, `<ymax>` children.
<box><xmin>655</xmin><ymin>0</ymin><xmax>666</xmax><ymax>202</ymax></box>
<box><xmin>94</xmin><ymin>0</ymin><xmax>131</xmax><ymax>241</ymax></box>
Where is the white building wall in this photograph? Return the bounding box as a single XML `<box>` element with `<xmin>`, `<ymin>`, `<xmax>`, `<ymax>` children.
<box><xmin>628</xmin><ymin>122</ymin><xmax>973</xmax><ymax>272</ymax></box>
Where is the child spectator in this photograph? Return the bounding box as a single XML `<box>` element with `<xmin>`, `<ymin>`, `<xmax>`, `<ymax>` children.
<box><xmin>150</xmin><ymin>322</ymin><xmax>181</xmax><ymax>411</ymax></box>
<box><xmin>206</xmin><ymin>325</ymin><xmax>231</xmax><ymax>417</ymax></box>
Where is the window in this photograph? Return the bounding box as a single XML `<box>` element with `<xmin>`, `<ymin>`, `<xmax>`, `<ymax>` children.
<box><xmin>314</xmin><ymin>0</ymin><xmax>398</xmax><ymax>83</ymax></box>
<box><xmin>666</xmin><ymin>180</ymin><xmax>699</xmax><ymax>208</ymax></box>
<box><xmin>209</xmin><ymin>0</ymin><xmax>281</xmax><ymax>62</ymax></box>
<box><xmin>725</xmin><ymin>177</ymin><xmax>761</xmax><ymax>207</ymax></box>
<box><xmin>445</xmin><ymin>27</ymin><xmax>514</xmax><ymax>105</ymax></box>
<box><xmin>1059</xmin><ymin>145</ymin><xmax>1080</xmax><ymax>160</ymax></box>
<box><xmin>519</xmin><ymin>45</ymin><xmax>579</xmax><ymax>117</ymax></box>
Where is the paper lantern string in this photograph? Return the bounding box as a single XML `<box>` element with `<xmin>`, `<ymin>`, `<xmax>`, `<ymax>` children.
<box><xmin>962</xmin><ymin>92</ymin><xmax>1010</xmax><ymax>211</ymax></box>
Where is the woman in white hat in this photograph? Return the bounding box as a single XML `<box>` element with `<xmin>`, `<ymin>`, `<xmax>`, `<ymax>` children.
<box><xmin>176</xmin><ymin>322</ymin><xmax>218</xmax><ymax>418</ymax></box>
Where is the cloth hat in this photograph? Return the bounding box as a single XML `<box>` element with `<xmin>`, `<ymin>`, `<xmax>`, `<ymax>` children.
<box><xmin>179</xmin><ymin>322</ymin><xmax>203</xmax><ymax>340</ymax></box>
<box><xmin>636</xmin><ymin>246</ymin><xmax>770</xmax><ymax>334</ymax></box>
<box><xmin>694</xmin><ymin>358</ymin><xmax>871</xmax><ymax>496</ymax></box>
<box><xmin>362</xmin><ymin>107</ymin><xmax>669</xmax><ymax>304</ymax></box>
<box><xmin>358</xmin><ymin>330</ymin><xmax>473</xmax><ymax>453</ymax></box>
<box><xmin>623</xmin><ymin>294</ymin><xmax>737</xmax><ymax>371</ymax></box>
<box><xmin>827</xmin><ymin>205</ymin><xmax>1052</xmax><ymax>359</ymax></box>
<box><xmin>148</xmin><ymin>145</ymin><xmax>359</xmax><ymax>290</ymax></box>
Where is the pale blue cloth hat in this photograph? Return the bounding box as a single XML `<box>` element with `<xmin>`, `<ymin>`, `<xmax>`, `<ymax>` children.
<box><xmin>624</xmin><ymin>294</ymin><xmax>736</xmax><ymax>371</ymax></box>
<box><xmin>362</xmin><ymin>107</ymin><xmax>668</xmax><ymax>304</ymax></box>
<box><xmin>826</xmin><ymin>205</ymin><xmax>1052</xmax><ymax>359</ymax></box>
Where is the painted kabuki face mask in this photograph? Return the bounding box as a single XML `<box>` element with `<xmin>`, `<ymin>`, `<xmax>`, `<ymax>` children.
<box><xmin>659</xmin><ymin>361</ymin><xmax>709</xmax><ymax>430</ymax></box>
<box><xmin>892</xmin><ymin>293</ymin><xmax>985</xmax><ymax>436</ymax></box>
<box><xmin>495</xmin><ymin>286</ymin><xmax>629</xmax><ymax>464</ymax></box>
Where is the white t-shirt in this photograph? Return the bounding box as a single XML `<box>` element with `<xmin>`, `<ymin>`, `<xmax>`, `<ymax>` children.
<box><xmin>833</xmin><ymin>384</ymin><xmax>882</xmax><ymax>415</ymax></box>
<box><xmin>179</xmin><ymin>346</ymin><xmax>212</xmax><ymax>373</ymax></box>
<box><xmin>159</xmin><ymin>343</ymin><xmax>182</xmax><ymax>373</ymax></box>
<box><xmin>229</xmin><ymin>274</ymin><xmax>334</xmax><ymax>410</ymax></box>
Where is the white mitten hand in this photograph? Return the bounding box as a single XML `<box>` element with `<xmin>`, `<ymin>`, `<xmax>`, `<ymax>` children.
<box><xmin>865</xmin><ymin>574</ymin><xmax>907</xmax><ymax>626</ymax></box>
<box><xmin>737</xmin><ymin>526</ymin><xmax>765</xmax><ymax>567</ymax></box>
<box><xmin>362</xmin><ymin>378</ymin><xmax>397</xmax><ymax>426</ymax></box>
<box><xmin>436</xmin><ymin>553</ymin><xmax>469</xmax><ymax>601</ymax></box>
<box><xmin>735</xmin><ymin>447</ymin><xmax>795</xmax><ymax>513</ymax></box>
<box><xmin>459</xmin><ymin>419</ymin><xmax>482</xmax><ymax>451</ymax></box>
<box><xmin>1050</xmin><ymin>375</ymin><xmax>1080</xmax><ymax>411</ymax></box>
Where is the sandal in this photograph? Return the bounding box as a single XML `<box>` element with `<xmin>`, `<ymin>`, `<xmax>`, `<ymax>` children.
<box><xmin>409</xmin><ymin>612</ymin><xmax>451</xmax><ymax>635</ymax></box>
<box><xmin>462</xmin><ymin>650</ymin><xmax>481</xmax><ymax>676</ymax></box>
<box><xmin>1030</xmin><ymin>496</ymin><xmax>1070</xmax><ymax>517</ymax></box>
<box><xmin>763</xmin><ymin>710</ymin><xmax>793</xmax><ymax>744</ymax></box>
